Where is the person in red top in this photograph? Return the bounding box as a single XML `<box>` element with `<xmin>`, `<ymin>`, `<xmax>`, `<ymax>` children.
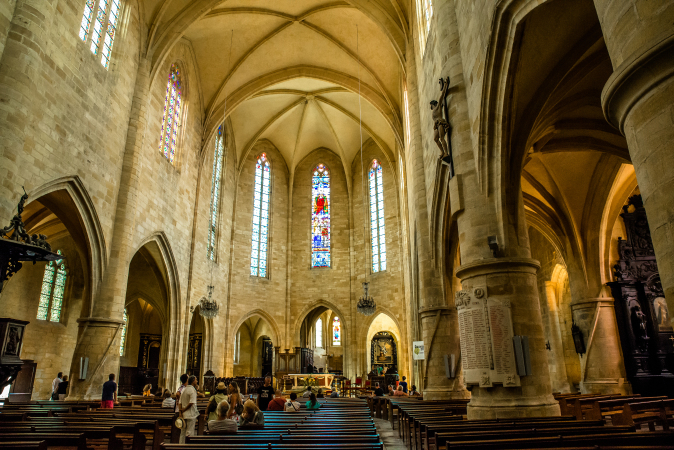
<box><xmin>266</xmin><ymin>390</ymin><xmax>286</xmax><ymax>411</ymax></box>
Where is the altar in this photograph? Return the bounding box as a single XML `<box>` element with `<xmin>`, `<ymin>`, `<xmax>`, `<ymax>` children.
<box><xmin>286</xmin><ymin>373</ymin><xmax>335</xmax><ymax>389</ymax></box>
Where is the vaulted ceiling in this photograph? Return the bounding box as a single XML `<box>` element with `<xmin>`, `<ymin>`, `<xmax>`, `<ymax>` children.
<box><xmin>140</xmin><ymin>0</ymin><xmax>409</xmax><ymax>176</ymax></box>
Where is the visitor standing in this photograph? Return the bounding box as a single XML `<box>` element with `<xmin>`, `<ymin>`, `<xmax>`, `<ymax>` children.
<box><xmin>57</xmin><ymin>375</ymin><xmax>69</xmax><ymax>400</ymax></box>
<box><xmin>101</xmin><ymin>373</ymin><xmax>118</xmax><ymax>408</ymax></box>
<box><xmin>175</xmin><ymin>374</ymin><xmax>188</xmax><ymax>413</ymax></box>
<box><xmin>51</xmin><ymin>372</ymin><xmax>62</xmax><ymax>401</ymax></box>
<box><xmin>207</xmin><ymin>382</ymin><xmax>228</xmax><ymax>421</ymax></box>
<box><xmin>399</xmin><ymin>376</ymin><xmax>408</xmax><ymax>393</ymax></box>
<box><xmin>256</xmin><ymin>375</ymin><xmax>274</xmax><ymax>411</ymax></box>
<box><xmin>178</xmin><ymin>375</ymin><xmax>199</xmax><ymax>443</ymax></box>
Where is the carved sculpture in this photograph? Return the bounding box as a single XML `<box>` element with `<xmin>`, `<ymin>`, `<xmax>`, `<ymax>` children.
<box><xmin>430</xmin><ymin>77</ymin><xmax>454</xmax><ymax>177</ymax></box>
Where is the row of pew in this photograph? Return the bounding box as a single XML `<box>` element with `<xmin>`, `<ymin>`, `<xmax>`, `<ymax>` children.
<box><xmin>377</xmin><ymin>393</ymin><xmax>674</xmax><ymax>450</ymax></box>
<box><xmin>0</xmin><ymin>395</ymin><xmax>381</xmax><ymax>450</ymax></box>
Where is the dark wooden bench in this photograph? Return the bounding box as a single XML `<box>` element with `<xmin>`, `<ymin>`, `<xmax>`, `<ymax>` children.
<box><xmin>612</xmin><ymin>399</ymin><xmax>674</xmax><ymax>430</ymax></box>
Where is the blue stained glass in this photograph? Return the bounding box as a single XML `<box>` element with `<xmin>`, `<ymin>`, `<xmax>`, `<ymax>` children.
<box><xmin>250</xmin><ymin>153</ymin><xmax>271</xmax><ymax>276</ymax></box>
<box><xmin>311</xmin><ymin>164</ymin><xmax>331</xmax><ymax>267</ymax></box>
<box><xmin>369</xmin><ymin>160</ymin><xmax>386</xmax><ymax>272</ymax></box>
<box><xmin>158</xmin><ymin>65</ymin><xmax>182</xmax><ymax>164</ymax></box>
<box><xmin>332</xmin><ymin>317</ymin><xmax>341</xmax><ymax>345</ymax></box>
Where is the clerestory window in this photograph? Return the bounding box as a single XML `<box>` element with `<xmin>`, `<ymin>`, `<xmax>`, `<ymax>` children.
<box><xmin>37</xmin><ymin>250</ymin><xmax>66</xmax><ymax>322</ymax></box>
<box><xmin>79</xmin><ymin>0</ymin><xmax>122</xmax><ymax>69</ymax></box>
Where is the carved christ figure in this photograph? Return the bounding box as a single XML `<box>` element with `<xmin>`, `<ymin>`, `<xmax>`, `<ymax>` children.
<box><xmin>430</xmin><ymin>77</ymin><xmax>450</xmax><ymax>158</ymax></box>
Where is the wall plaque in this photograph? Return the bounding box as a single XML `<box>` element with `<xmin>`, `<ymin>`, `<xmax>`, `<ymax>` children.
<box><xmin>456</xmin><ymin>288</ymin><xmax>520</xmax><ymax>387</ymax></box>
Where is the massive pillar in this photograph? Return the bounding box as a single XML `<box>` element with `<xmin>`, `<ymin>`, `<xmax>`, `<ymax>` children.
<box><xmin>571</xmin><ymin>297</ymin><xmax>630</xmax><ymax>394</ymax></box>
<box><xmin>543</xmin><ymin>282</ymin><xmax>572</xmax><ymax>394</ymax></box>
<box><xmin>0</xmin><ymin>0</ymin><xmax>57</xmax><ymax>218</ymax></box>
<box><xmin>596</xmin><ymin>0</ymin><xmax>674</xmax><ymax>327</ymax></box>
<box><xmin>67</xmin><ymin>58</ymin><xmax>150</xmax><ymax>399</ymax></box>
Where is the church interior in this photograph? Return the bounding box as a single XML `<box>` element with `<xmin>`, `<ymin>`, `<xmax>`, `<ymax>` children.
<box><xmin>0</xmin><ymin>0</ymin><xmax>673</xmax><ymax>447</ymax></box>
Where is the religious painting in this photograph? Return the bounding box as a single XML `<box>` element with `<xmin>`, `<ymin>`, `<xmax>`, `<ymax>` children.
<box><xmin>371</xmin><ymin>331</ymin><xmax>397</xmax><ymax>367</ymax></box>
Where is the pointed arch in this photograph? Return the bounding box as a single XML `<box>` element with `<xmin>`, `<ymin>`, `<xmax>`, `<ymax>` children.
<box><xmin>231</xmin><ymin>309</ymin><xmax>282</xmax><ymax>346</ymax></box>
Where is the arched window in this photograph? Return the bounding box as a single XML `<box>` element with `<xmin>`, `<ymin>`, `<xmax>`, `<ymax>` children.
<box><xmin>79</xmin><ymin>0</ymin><xmax>121</xmax><ymax>69</ymax></box>
<box><xmin>234</xmin><ymin>330</ymin><xmax>241</xmax><ymax>364</ymax></box>
<box><xmin>315</xmin><ymin>318</ymin><xmax>323</xmax><ymax>348</ymax></box>
<box><xmin>37</xmin><ymin>250</ymin><xmax>66</xmax><ymax>322</ymax></box>
<box><xmin>208</xmin><ymin>126</ymin><xmax>225</xmax><ymax>260</ymax></box>
<box><xmin>369</xmin><ymin>160</ymin><xmax>387</xmax><ymax>272</ymax></box>
<box><xmin>416</xmin><ymin>0</ymin><xmax>433</xmax><ymax>53</ymax></box>
<box><xmin>158</xmin><ymin>64</ymin><xmax>183</xmax><ymax>164</ymax></box>
<box><xmin>311</xmin><ymin>164</ymin><xmax>331</xmax><ymax>268</ymax></box>
<box><xmin>119</xmin><ymin>308</ymin><xmax>128</xmax><ymax>356</ymax></box>
<box><xmin>250</xmin><ymin>153</ymin><xmax>271</xmax><ymax>277</ymax></box>
<box><xmin>332</xmin><ymin>317</ymin><xmax>341</xmax><ymax>346</ymax></box>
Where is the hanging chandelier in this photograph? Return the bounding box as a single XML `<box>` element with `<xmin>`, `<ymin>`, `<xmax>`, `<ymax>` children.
<box><xmin>357</xmin><ymin>282</ymin><xmax>375</xmax><ymax>316</ymax></box>
<box><xmin>197</xmin><ymin>285</ymin><xmax>219</xmax><ymax>319</ymax></box>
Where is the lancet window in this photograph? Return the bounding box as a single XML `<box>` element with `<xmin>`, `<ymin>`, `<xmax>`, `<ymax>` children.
<box><xmin>250</xmin><ymin>153</ymin><xmax>271</xmax><ymax>277</ymax></box>
<box><xmin>369</xmin><ymin>160</ymin><xmax>387</xmax><ymax>272</ymax></box>
<box><xmin>37</xmin><ymin>250</ymin><xmax>66</xmax><ymax>322</ymax></box>
<box><xmin>119</xmin><ymin>308</ymin><xmax>128</xmax><ymax>356</ymax></box>
<box><xmin>315</xmin><ymin>318</ymin><xmax>323</xmax><ymax>348</ymax></box>
<box><xmin>208</xmin><ymin>126</ymin><xmax>225</xmax><ymax>260</ymax></box>
<box><xmin>311</xmin><ymin>164</ymin><xmax>331</xmax><ymax>268</ymax></box>
<box><xmin>417</xmin><ymin>0</ymin><xmax>433</xmax><ymax>52</ymax></box>
<box><xmin>332</xmin><ymin>317</ymin><xmax>341</xmax><ymax>346</ymax></box>
<box><xmin>158</xmin><ymin>64</ymin><xmax>183</xmax><ymax>164</ymax></box>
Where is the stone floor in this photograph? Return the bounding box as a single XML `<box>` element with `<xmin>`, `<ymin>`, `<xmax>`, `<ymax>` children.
<box><xmin>374</xmin><ymin>417</ymin><xmax>407</xmax><ymax>450</ymax></box>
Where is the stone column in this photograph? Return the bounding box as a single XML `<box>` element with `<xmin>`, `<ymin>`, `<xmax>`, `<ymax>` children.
<box><xmin>571</xmin><ymin>298</ymin><xmax>630</xmax><ymax>395</ymax></box>
<box><xmin>456</xmin><ymin>258</ymin><xmax>560</xmax><ymax>419</ymax></box>
<box><xmin>596</xmin><ymin>0</ymin><xmax>674</xmax><ymax>326</ymax></box>
<box><xmin>544</xmin><ymin>282</ymin><xmax>572</xmax><ymax>393</ymax></box>
<box><xmin>67</xmin><ymin>57</ymin><xmax>151</xmax><ymax>399</ymax></box>
<box><xmin>0</xmin><ymin>0</ymin><xmax>57</xmax><ymax>219</ymax></box>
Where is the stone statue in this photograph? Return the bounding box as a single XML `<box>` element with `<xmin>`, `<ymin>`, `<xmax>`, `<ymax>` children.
<box><xmin>430</xmin><ymin>77</ymin><xmax>454</xmax><ymax>175</ymax></box>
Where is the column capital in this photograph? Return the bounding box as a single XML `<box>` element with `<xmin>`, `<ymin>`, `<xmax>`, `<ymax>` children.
<box><xmin>602</xmin><ymin>31</ymin><xmax>674</xmax><ymax>134</ymax></box>
<box><xmin>456</xmin><ymin>257</ymin><xmax>540</xmax><ymax>280</ymax></box>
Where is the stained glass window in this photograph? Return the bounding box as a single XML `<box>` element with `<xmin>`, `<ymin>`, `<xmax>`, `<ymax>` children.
<box><xmin>158</xmin><ymin>64</ymin><xmax>182</xmax><ymax>164</ymax></box>
<box><xmin>369</xmin><ymin>160</ymin><xmax>387</xmax><ymax>272</ymax></box>
<box><xmin>100</xmin><ymin>0</ymin><xmax>120</xmax><ymax>69</ymax></box>
<box><xmin>90</xmin><ymin>0</ymin><xmax>108</xmax><ymax>55</ymax></box>
<box><xmin>119</xmin><ymin>308</ymin><xmax>128</xmax><ymax>356</ymax></box>
<box><xmin>332</xmin><ymin>317</ymin><xmax>341</xmax><ymax>346</ymax></box>
<box><xmin>250</xmin><ymin>153</ymin><xmax>271</xmax><ymax>277</ymax></box>
<box><xmin>311</xmin><ymin>164</ymin><xmax>331</xmax><ymax>267</ymax></box>
<box><xmin>79</xmin><ymin>0</ymin><xmax>122</xmax><ymax>69</ymax></box>
<box><xmin>315</xmin><ymin>318</ymin><xmax>323</xmax><ymax>348</ymax></box>
<box><xmin>208</xmin><ymin>126</ymin><xmax>225</xmax><ymax>260</ymax></box>
<box><xmin>79</xmin><ymin>0</ymin><xmax>95</xmax><ymax>42</ymax></box>
<box><xmin>37</xmin><ymin>250</ymin><xmax>66</xmax><ymax>322</ymax></box>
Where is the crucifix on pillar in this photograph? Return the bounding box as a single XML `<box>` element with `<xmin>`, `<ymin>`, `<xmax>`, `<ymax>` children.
<box><xmin>430</xmin><ymin>76</ymin><xmax>454</xmax><ymax>178</ymax></box>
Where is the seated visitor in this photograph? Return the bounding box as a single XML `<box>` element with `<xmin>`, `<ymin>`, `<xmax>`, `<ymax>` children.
<box><xmin>410</xmin><ymin>385</ymin><xmax>421</xmax><ymax>396</ymax></box>
<box><xmin>306</xmin><ymin>392</ymin><xmax>321</xmax><ymax>410</ymax></box>
<box><xmin>330</xmin><ymin>389</ymin><xmax>339</xmax><ymax>398</ymax></box>
<box><xmin>208</xmin><ymin>400</ymin><xmax>237</xmax><ymax>434</ymax></box>
<box><xmin>285</xmin><ymin>392</ymin><xmax>301</xmax><ymax>412</ymax></box>
<box><xmin>399</xmin><ymin>376</ymin><xmax>408</xmax><ymax>393</ymax></box>
<box><xmin>142</xmin><ymin>384</ymin><xmax>153</xmax><ymax>397</ymax></box>
<box><xmin>208</xmin><ymin>382</ymin><xmax>228</xmax><ymax>417</ymax></box>
<box><xmin>393</xmin><ymin>385</ymin><xmax>408</xmax><ymax>397</ymax></box>
<box><xmin>240</xmin><ymin>399</ymin><xmax>265</xmax><ymax>428</ymax></box>
<box><xmin>372</xmin><ymin>382</ymin><xmax>384</xmax><ymax>397</ymax></box>
<box><xmin>387</xmin><ymin>385</ymin><xmax>395</xmax><ymax>395</ymax></box>
<box><xmin>302</xmin><ymin>386</ymin><xmax>313</xmax><ymax>398</ymax></box>
<box><xmin>161</xmin><ymin>390</ymin><xmax>175</xmax><ymax>408</ymax></box>
<box><xmin>267</xmin><ymin>390</ymin><xmax>286</xmax><ymax>411</ymax></box>
<box><xmin>317</xmin><ymin>389</ymin><xmax>325</xmax><ymax>398</ymax></box>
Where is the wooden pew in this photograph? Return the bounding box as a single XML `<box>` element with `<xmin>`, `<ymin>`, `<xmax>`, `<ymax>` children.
<box><xmin>612</xmin><ymin>399</ymin><xmax>674</xmax><ymax>430</ymax></box>
<box><xmin>585</xmin><ymin>396</ymin><xmax>667</xmax><ymax>422</ymax></box>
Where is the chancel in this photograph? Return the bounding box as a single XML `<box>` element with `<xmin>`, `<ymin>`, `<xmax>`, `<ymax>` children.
<box><xmin>0</xmin><ymin>0</ymin><xmax>673</xmax><ymax>448</ymax></box>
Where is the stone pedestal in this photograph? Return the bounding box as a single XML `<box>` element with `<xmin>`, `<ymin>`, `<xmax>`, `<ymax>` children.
<box><xmin>572</xmin><ymin>298</ymin><xmax>630</xmax><ymax>395</ymax></box>
<box><xmin>419</xmin><ymin>306</ymin><xmax>470</xmax><ymax>400</ymax></box>
<box><xmin>457</xmin><ymin>258</ymin><xmax>559</xmax><ymax>419</ymax></box>
<box><xmin>597</xmin><ymin>0</ymin><xmax>674</xmax><ymax>329</ymax></box>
